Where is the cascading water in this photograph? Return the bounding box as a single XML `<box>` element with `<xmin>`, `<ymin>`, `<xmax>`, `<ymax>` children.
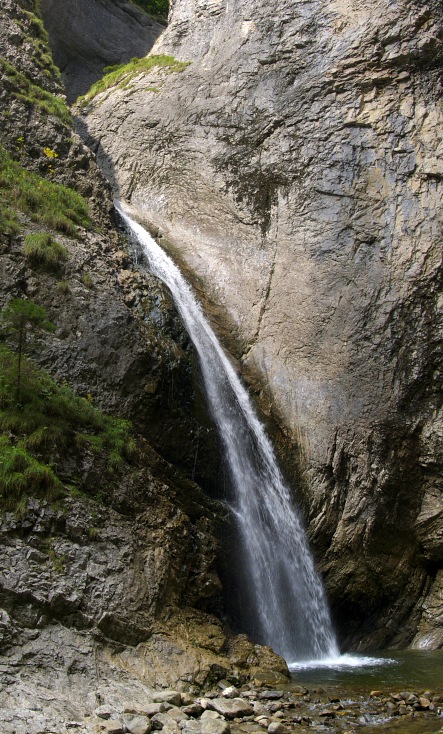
<box><xmin>116</xmin><ymin>200</ymin><xmax>339</xmax><ymax>663</ymax></box>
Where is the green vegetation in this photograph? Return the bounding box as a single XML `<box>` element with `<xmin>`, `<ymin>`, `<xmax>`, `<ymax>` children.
<box><xmin>0</xmin><ymin>341</ymin><xmax>135</xmax><ymax>513</ymax></box>
<box><xmin>0</xmin><ymin>299</ymin><xmax>55</xmax><ymax>402</ymax></box>
<box><xmin>57</xmin><ymin>280</ymin><xmax>70</xmax><ymax>295</ymax></box>
<box><xmin>131</xmin><ymin>0</ymin><xmax>169</xmax><ymax>20</ymax></box>
<box><xmin>0</xmin><ymin>145</ymin><xmax>91</xmax><ymax>237</ymax></box>
<box><xmin>78</xmin><ymin>54</ymin><xmax>190</xmax><ymax>106</ymax></box>
<box><xmin>87</xmin><ymin>526</ymin><xmax>100</xmax><ymax>541</ymax></box>
<box><xmin>24</xmin><ymin>233</ymin><xmax>68</xmax><ymax>271</ymax></box>
<box><xmin>81</xmin><ymin>272</ymin><xmax>94</xmax><ymax>289</ymax></box>
<box><xmin>21</xmin><ymin>10</ymin><xmax>61</xmax><ymax>81</ymax></box>
<box><xmin>0</xmin><ymin>59</ymin><xmax>69</xmax><ymax>124</ymax></box>
<box><xmin>0</xmin><ymin>201</ymin><xmax>20</xmax><ymax>237</ymax></box>
<box><xmin>0</xmin><ymin>434</ymin><xmax>62</xmax><ymax>509</ymax></box>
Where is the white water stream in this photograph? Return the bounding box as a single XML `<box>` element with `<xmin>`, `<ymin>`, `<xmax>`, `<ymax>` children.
<box><xmin>116</xmin><ymin>201</ymin><xmax>339</xmax><ymax>663</ymax></box>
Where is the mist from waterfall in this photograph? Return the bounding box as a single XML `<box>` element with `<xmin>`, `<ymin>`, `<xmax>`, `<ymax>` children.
<box><xmin>116</xmin><ymin>201</ymin><xmax>339</xmax><ymax>663</ymax></box>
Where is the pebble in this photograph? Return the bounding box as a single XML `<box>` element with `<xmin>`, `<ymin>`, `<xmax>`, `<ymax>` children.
<box><xmin>258</xmin><ymin>691</ymin><xmax>284</xmax><ymax>701</ymax></box>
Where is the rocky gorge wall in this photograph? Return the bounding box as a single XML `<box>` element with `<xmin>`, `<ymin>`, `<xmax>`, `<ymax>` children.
<box><xmin>76</xmin><ymin>0</ymin><xmax>443</xmax><ymax>650</ymax></box>
<box><xmin>0</xmin><ymin>3</ymin><xmax>290</xmax><ymax>732</ymax></box>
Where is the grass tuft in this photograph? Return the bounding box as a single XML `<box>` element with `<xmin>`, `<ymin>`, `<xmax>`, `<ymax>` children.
<box><xmin>78</xmin><ymin>54</ymin><xmax>190</xmax><ymax>107</ymax></box>
<box><xmin>0</xmin><ymin>145</ymin><xmax>91</xmax><ymax>236</ymax></box>
<box><xmin>0</xmin><ymin>345</ymin><xmax>135</xmax><ymax>513</ymax></box>
<box><xmin>24</xmin><ymin>232</ymin><xmax>68</xmax><ymax>271</ymax></box>
<box><xmin>0</xmin><ymin>58</ymin><xmax>70</xmax><ymax>125</ymax></box>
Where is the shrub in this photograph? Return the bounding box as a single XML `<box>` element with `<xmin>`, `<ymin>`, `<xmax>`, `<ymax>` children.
<box><xmin>0</xmin><ymin>299</ymin><xmax>55</xmax><ymax>403</ymax></box>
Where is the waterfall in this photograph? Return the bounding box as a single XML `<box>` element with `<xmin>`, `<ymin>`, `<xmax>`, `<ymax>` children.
<box><xmin>116</xmin><ymin>201</ymin><xmax>339</xmax><ymax>663</ymax></box>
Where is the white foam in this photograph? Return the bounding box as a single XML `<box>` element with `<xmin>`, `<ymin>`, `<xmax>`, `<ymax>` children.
<box><xmin>288</xmin><ymin>654</ymin><xmax>398</xmax><ymax>671</ymax></box>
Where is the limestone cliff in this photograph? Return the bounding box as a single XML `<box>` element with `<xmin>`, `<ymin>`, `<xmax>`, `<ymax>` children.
<box><xmin>39</xmin><ymin>0</ymin><xmax>164</xmax><ymax>102</ymax></box>
<box><xmin>78</xmin><ymin>0</ymin><xmax>443</xmax><ymax>650</ymax></box>
<box><xmin>0</xmin><ymin>3</ymin><xmax>289</xmax><ymax>732</ymax></box>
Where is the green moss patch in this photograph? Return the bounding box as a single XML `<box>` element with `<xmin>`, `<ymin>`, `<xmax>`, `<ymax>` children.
<box><xmin>0</xmin><ymin>145</ymin><xmax>91</xmax><ymax>236</ymax></box>
<box><xmin>78</xmin><ymin>54</ymin><xmax>190</xmax><ymax>106</ymax></box>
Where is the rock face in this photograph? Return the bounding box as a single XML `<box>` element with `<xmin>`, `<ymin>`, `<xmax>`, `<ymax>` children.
<box><xmin>39</xmin><ymin>0</ymin><xmax>164</xmax><ymax>102</ymax></box>
<box><xmin>79</xmin><ymin>0</ymin><xmax>443</xmax><ymax>649</ymax></box>
<box><xmin>0</xmin><ymin>3</ymin><xmax>289</xmax><ymax>732</ymax></box>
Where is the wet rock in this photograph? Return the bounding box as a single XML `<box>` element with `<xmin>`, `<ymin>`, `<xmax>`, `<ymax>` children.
<box><xmin>418</xmin><ymin>697</ymin><xmax>431</xmax><ymax>709</ymax></box>
<box><xmin>267</xmin><ymin>704</ymin><xmax>283</xmax><ymax>714</ymax></box>
<box><xmin>258</xmin><ymin>692</ymin><xmax>284</xmax><ymax>701</ymax></box>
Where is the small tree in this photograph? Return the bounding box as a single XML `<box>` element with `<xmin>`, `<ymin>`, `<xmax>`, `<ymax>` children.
<box><xmin>0</xmin><ymin>298</ymin><xmax>55</xmax><ymax>402</ymax></box>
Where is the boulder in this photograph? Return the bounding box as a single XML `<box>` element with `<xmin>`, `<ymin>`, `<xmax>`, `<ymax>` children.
<box><xmin>208</xmin><ymin>699</ymin><xmax>254</xmax><ymax>719</ymax></box>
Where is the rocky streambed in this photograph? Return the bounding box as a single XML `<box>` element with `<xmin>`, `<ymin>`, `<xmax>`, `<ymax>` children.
<box><xmin>30</xmin><ymin>680</ymin><xmax>441</xmax><ymax>734</ymax></box>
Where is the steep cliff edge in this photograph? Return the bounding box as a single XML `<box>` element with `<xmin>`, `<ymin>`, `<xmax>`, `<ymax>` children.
<box><xmin>78</xmin><ymin>0</ymin><xmax>443</xmax><ymax>649</ymax></box>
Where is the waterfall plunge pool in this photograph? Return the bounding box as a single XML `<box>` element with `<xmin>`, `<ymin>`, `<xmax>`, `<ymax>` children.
<box><xmin>289</xmin><ymin>650</ymin><xmax>443</xmax><ymax>733</ymax></box>
<box><xmin>290</xmin><ymin>649</ymin><xmax>443</xmax><ymax>689</ymax></box>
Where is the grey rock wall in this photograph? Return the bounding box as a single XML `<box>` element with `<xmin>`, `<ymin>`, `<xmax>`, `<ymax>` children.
<box><xmin>79</xmin><ymin>0</ymin><xmax>443</xmax><ymax>648</ymax></box>
<box><xmin>39</xmin><ymin>0</ymin><xmax>164</xmax><ymax>102</ymax></box>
